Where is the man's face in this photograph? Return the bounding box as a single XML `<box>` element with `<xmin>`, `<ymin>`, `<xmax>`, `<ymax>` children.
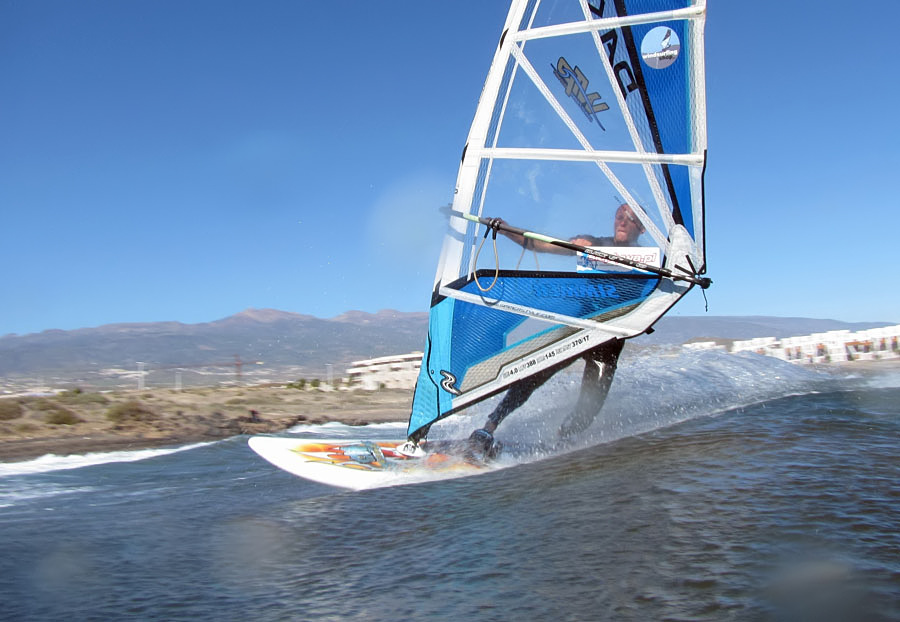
<box><xmin>613</xmin><ymin>204</ymin><xmax>644</xmax><ymax>244</ymax></box>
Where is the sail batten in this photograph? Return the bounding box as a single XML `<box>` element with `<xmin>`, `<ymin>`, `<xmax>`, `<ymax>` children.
<box><xmin>474</xmin><ymin>147</ymin><xmax>702</xmax><ymax>165</ymax></box>
<box><xmin>510</xmin><ymin>6</ymin><xmax>705</xmax><ymax>42</ymax></box>
<box><xmin>407</xmin><ymin>0</ymin><xmax>708</xmax><ymax>440</ymax></box>
<box><xmin>439</xmin><ymin>287</ymin><xmax>636</xmax><ymax>336</ymax></box>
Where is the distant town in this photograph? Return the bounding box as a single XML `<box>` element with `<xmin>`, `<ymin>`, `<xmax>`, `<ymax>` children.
<box><xmin>686</xmin><ymin>324</ymin><xmax>900</xmax><ymax>364</ymax></box>
<box><xmin>2</xmin><ymin>313</ymin><xmax>895</xmax><ymax>395</ymax></box>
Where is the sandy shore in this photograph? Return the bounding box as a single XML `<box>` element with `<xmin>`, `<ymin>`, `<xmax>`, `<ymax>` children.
<box><xmin>0</xmin><ymin>385</ymin><xmax>412</xmax><ymax>463</ymax></box>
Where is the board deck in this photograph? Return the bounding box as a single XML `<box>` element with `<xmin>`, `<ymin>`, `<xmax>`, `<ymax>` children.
<box><xmin>248</xmin><ymin>436</ymin><xmax>493</xmax><ymax>490</ymax></box>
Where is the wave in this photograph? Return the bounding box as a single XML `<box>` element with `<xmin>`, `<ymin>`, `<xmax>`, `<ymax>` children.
<box><xmin>0</xmin><ymin>483</ymin><xmax>99</xmax><ymax>509</ymax></box>
<box><xmin>0</xmin><ymin>441</ymin><xmax>215</xmax><ymax>478</ymax></box>
<box><xmin>858</xmin><ymin>368</ymin><xmax>900</xmax><ymax>389</ymax></box>
<box><xmin>278</xmin><ymin>349</ymin><xmax>844</xmax><ymax>461</ymax></box>
<box><xmin>428</xmin><ymin>348</ymin><xmax>838</xmax><ymax>450</ymax></box>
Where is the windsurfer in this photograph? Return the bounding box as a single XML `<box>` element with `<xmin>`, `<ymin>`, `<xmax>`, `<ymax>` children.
<box><xmin>497</xmin><ymin>203</ymin><xmax>645</xmax><ymax>252</ymax></box>
<box><xmin>468</xmin><ymin>203</ymin><xmax>645</xmax><ymax>455</ymax></box>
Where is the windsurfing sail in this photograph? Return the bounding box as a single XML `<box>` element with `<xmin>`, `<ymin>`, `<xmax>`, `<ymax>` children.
<box><xmin>407</xmin><ymin>0</ymin><xmax>709</xmax><ymax>441</ymax></box>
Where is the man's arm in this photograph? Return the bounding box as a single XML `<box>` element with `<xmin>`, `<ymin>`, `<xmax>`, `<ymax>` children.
<box><xmin>497</xmin><ymin>224</ymin><xmax>581</xmax><ymax>255</ymax></box>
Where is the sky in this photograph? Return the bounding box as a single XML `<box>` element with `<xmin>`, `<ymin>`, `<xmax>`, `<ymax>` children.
<box><xmin>1</xmin><ymin>0</ymin><xmax>898</xmax><ymax>337</ymax></box>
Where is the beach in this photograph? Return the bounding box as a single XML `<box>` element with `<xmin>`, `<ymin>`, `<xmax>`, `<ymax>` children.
<box><xmin>0</xmin><ymin>385</ymin><xmax>412</xmax><ymax>463</ymax></box>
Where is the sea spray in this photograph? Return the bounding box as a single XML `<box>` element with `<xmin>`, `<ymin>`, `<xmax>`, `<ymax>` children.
<box><xmin>428</xmin><ymin>348</ymin><xmax>836</xmax><ymax>452</ymax></box>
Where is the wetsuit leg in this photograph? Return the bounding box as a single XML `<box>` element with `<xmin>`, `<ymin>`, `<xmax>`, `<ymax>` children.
<box><xmin>558</xmin><ymin>339</ymin><xmax>624</xmax><ymax>440</ymax></box>
<box><xmin>483</xmin><ymin>362</ymin><xmax>560</xmax><ymax>432</ymax></box>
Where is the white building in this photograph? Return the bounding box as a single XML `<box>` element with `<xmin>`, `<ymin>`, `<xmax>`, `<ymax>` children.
<box><xmin>730</xmin><ymin>336</ymin><xmax>779</xmax><ymax>356</ymax></box>
<box><xmin>346</xmin><ymin>352</ymin><xmax>423</xmax><ymax>390</ymax></box>
<box><xmin>730</xmin><ymin>325</ymin><xmax>900</xmax><ymax>364</ymax></box>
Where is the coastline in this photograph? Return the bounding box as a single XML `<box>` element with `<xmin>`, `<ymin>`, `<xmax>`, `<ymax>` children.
<box><xmin>3</xmin><ymin>358</ymin><xmax>897</xmax><ymax>465</ymax></box>
<box><xmin>0</xmin><ymin>385</ymin><xmax>412</xmax><ymax>464</ymax></box>
<box><xmin>832</xmin><ymin>358</ymin><xmax>900</xmax><ymax>371</ymax></box>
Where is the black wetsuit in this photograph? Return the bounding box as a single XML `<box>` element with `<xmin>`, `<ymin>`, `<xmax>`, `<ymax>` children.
<box><xmin>476</xmin><ymin>234</ymin><xmax>636</xmax><ymax>445</ymax></box>
<box><xmin>485</xmin><ymin>338</ymin><xmax>625</xmax><ymax>438</ymax></box>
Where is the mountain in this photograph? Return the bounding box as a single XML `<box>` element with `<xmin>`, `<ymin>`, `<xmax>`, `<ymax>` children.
<box><xmin>0</xmin><ymin>310</ymin><xmax>892</xmax><ymax>389</ymax></box>
<box><xmin>0</xmin><ymin>309</ymin><xmax>429</xmax><ymax>387</ymax></box>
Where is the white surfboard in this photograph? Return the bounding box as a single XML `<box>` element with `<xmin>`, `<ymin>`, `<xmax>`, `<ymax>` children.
<box><xmin>248</xmin><ymin>436</ymin><xmax>491</xmax><ymax>490</ymax></box>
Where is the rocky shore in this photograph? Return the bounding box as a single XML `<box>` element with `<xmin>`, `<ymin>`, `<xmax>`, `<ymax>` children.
<box><xmin>0</xmin><ymin>385</ymin><xmax>412</xmax><ymax>463</ymax></box>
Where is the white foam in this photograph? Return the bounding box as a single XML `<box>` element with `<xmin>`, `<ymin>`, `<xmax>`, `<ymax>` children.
<box><xmin>864</xmin><ymin>371</ymin><xmax>900</xmax><ymax>389</ymax></box>
<box><xmin>0</xmin><ymin>483</ymin><xmax>98</xmax><ymax>509</ymax></box>
<box><xmin>286</xmin><ymin>420</ymin><xmax>406</xmax><ymax>436</ymax></box>
<box><xmin>0</xmin><ymin>441</ymin><xmax>214</xmax><ymax>478</ymax></box>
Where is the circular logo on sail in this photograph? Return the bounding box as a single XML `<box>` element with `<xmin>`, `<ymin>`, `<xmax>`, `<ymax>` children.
<box><xmin>641</xmin><ymin>26</ymin><xmax>680</xmax><ymax>69</ymax></box>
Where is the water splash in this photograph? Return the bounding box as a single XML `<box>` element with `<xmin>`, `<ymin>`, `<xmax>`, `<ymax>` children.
<box><xmin>429</xmin><ymin>348</ymin><xmax>836</xmax><ymax>454</ymax></box>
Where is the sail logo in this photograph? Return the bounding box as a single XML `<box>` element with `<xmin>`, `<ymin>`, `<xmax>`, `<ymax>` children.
<box><xmin>439</xmin><ymin>370</ymin><xmax>461</xmax><ymax>395</ymax></box>
<box><xmin>500</xmin><ymin>334</ymin><xmax>594</xmax><ymax>380</ymax></box>
<box><xmin>577</xmin><ymin>247</ymin><xmax>661</xmax><ymax>273</ymax></box>
<box><xmin>640</xmin><ymin>27</ymin><xmax>681</xmax><ymax>70</ymax></box>
<box><xmin>552</xmin><ymin>57</ymin><xmax>609</xmax><ymax>129</ymax></box>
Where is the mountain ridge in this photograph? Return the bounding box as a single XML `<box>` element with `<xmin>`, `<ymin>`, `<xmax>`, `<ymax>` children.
<box><xmin>0</xmin><ymin>310</ymin><xmax>891</xmax><ymax>388</ymax></box>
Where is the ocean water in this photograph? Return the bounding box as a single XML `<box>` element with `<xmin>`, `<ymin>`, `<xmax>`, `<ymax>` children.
<box><xmin>1</xmin><ymin>352</ymin><xmax>898</xmax><ymax>621</ymax></box>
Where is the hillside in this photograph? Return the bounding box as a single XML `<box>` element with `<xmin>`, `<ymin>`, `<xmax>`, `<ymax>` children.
<box><xmin>1</xmin><ymin>309</ymin><xmax>891</xmax><ymax>390</ymax></box>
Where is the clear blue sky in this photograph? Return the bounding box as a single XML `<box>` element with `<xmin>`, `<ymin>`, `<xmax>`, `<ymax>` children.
<box><xmin>2</xmin><ymin>1</ymin><xmax>897</xmax><ymax>336</ymax></box>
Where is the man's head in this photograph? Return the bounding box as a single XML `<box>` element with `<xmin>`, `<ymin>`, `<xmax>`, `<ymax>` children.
<box><xmin>613</xmin><ymin>203</ymin><xmax>645</xmax><ymax>245</ymax></box>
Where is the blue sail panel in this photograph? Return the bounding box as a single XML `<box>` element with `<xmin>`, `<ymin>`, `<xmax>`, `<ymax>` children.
<box><xmin>407</xmin><ymin>273</ymin><xmax>659</xmax><ymax>438</ymax></box>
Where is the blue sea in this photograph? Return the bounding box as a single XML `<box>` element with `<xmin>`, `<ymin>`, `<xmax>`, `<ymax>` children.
<box><xmin>1</xmin><ymin>351</ymin><xmax>898</xmax><ymax>621</ymax></box>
